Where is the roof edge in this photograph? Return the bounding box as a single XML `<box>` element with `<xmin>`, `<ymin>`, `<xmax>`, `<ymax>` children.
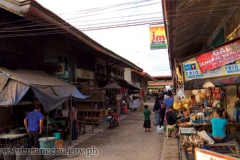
<box><xmin>1</xmin><ymin>0</ymin><xmax>143</xmax><ymax>71</ymax></box>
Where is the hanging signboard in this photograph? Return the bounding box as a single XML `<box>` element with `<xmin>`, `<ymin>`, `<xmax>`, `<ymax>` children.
<box><xmin>76</xmin><ymin>69</ymin><xmax>94</xmax><ymax>80</ymax></box>
<box><xmin>149</xmin><ymin>26</ymin><xmax>167</xmax><ymax>49</ymax></box>
<box><xmin>195</xmin><ymin>148</ymin><xmax>238</xmax><ymax>160</ymax></box>
<box><xmin>196</xmin><ymin>39</ymin><xmax>240</xmax><ymax>73</ymax></box>
<box><xmin>183</xmin><ymin>59</ymin><xmax>240</xmax><ymax>81</ymax></box>
<box><xmin>44</xmin><ymin>62</ymin><xmax>65</xmax><ymax>75</ymax></box>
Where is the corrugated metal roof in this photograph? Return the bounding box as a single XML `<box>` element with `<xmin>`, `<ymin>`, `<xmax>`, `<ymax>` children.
<box><xmin>0</xmin><ymin>0</ymin><xmax>143</xmax><ymax>72</ymax></box>
<box><xmin>163</xmin><ymin>0</ymin><xmax>240</xmax><ymax>60</ymax></box>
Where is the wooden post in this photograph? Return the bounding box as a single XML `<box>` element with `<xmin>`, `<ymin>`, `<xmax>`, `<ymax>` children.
<box><xmin>92</xmin><ymin>96</ymin><xmax>94</xmax><ymax>134</ymax></box>
<box><xmin>69</xmin><ymin>95</ymin><xmax>72</xmax><ymax>145</ymax></box>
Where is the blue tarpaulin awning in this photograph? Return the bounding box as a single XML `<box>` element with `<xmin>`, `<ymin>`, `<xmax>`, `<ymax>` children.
<box><xmin>0</xmin><ymin>67</ymin><xmax>90</xmax><ymax>112</ymax></box>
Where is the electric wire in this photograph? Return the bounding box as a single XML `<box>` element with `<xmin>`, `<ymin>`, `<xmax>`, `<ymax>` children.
<box><xmin>2</xmin><ymin>12</ymin><xmax>163</xmax><ymax>30</ymax></box>
<box><xmin>0</xmin><ymin>17</ymin><xmax>163</xmax><ymax>33</ymax></box>
<box><xmin>2</xmin><ymin>5</ymin><xmax>238</xmax><ymax>32</ymax></box>
<box><xmin>0</xmin><ymin>0</ymin><xmax>238</xmax><ymax>36</ymax></box>
<box><xmin>0</xmin><ymin>0</ymin><xmax>238</xmax><ymax>28</ymax></box>
<box><xmin>0</xmin><ymin>0</ymin><xmax>157</xmax><ymax>34</ymax></box>
<box><xmin>0</xmin><ymin>20</ymin><xmax>164</xmax><ymax>37</ymax></box>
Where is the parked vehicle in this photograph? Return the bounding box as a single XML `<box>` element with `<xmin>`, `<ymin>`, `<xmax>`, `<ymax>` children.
<box><xmin>107</xmin><ymin>108</ymin><xmax>120</xmax><ymax>128</ymax></box>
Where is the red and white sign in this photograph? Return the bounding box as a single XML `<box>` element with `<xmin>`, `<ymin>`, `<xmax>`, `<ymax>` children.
<box><xmin>196</xmin><ymin>39</ymin><xmax>240</xmax><ymax>73</ymax></box>
<box><xmin>195</xmin><ymin>148</ymin><xmax>238</xmax><ymax>160</ymax></box>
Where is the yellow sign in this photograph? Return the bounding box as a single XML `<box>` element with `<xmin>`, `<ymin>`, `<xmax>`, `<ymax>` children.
<box><xmin>183</xmin><ymin>58</ymin><xmax>240</xmax><ymax>81</ymax></box>
<box><xmin>149</xmin><ymin>26</ymin><xmax>167</xmax><ymax>49</ymax></box>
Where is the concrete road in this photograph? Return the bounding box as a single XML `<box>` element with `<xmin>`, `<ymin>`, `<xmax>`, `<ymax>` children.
<box><xmin>60</xmin><ymin>101</ymin><xmax>164</xmax><ymax>160</ymax></box>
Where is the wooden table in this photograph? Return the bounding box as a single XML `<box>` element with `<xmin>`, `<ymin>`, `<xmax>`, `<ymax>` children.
<box><xmin>203</xmin><ymin>140</ymin><xmax>240</xmax><ymax>158</ymax></box>
<box><xmin>193</xmin><ymin>122</ymin><xmax>211</xmax><ymax>133</ymax></box>
<box><xmin>179</xmin><ymin>127</ymin><xmax>197</xmax><ymax>160</ymax></box>
<box><xmin>0</xmin><ymin>133</ymin><xmax>28</xmax><ymax>147</ymax></box>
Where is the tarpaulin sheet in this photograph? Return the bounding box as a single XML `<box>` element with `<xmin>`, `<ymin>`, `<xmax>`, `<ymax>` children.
<box><xmin>0</xmin><ymin>79</ymin><xmax>30</xmax><ymax>106</ymax></box>
<box><xmin>0</xmin><ymin>67</ymin><xmax>90</xmax><ymax>111</ymax></box>
<box><xmin>0</xmin><ymin>73</ymin><xmax>8</xmax><ymax>93</ymax></box>
<box><xmin>184</xmin><ymin>75</ymin><xmax>240</xmax><ymax>90</ymax></box>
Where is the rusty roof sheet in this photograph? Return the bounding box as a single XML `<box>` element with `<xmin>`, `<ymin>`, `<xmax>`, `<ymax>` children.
<box><xmin>163</xmin><ymin>0</ymin><xmax>240</xmax><ymax>60</ymax></box>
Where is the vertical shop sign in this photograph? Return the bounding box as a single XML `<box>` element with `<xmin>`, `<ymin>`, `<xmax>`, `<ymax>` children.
<box><xmin>149</xmin><ymin>26</ymin><xmax>167</xmax><ymax>49</ymax></box>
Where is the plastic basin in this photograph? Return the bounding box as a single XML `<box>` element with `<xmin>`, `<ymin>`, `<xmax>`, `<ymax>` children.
<box><xmin>39</xmin><ymin>137</ymin><xmax>56</xmax><ymax>160</ymax></box>
<box><xmin>53</xmin><ymin>132</ymin><xmax>61</xmax><ymax>140</ymax></box>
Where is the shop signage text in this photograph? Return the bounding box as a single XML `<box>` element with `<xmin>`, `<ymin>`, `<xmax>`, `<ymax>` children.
<box><xmin>183</xmin><ymin>60</ymin><xmax>240</xmax><ymax>81</ymax></box>
<box><xmin>44</xmin><ymin>62</ymin><xmax>65</xmax><ymax>75</ymax></box>
<box><xmin>196</xmin><ymin>39</ymin><xmax>240</xmax><ymax>73</ymax></box>
<box><xmin>76</xmin><ymin>69</ymin><xmax>94</xmax><ymax>80</ymax></box>
<box><xmin>149</xmin><ymin>25</ymin><xmax>167</xmax><ymax>49</ymax></box>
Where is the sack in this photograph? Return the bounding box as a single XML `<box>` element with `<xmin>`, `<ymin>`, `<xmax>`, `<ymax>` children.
<box><xmin>197</xmin><ymin>130</ymin><xmax>215</xmax><ymax>144</ymax></box>
<box><xmin>156</xmin><ymin>125</ymin><xmax>164</xmax><ymax>134</ymax></box>
<box><xmin>177</xmin><ymin>88</ymin><xmax>186</xmax><ymax>98</ymax></box>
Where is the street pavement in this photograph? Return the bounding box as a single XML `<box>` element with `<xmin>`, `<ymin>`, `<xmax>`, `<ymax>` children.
<box><xmin>51</xmin><ymin>100</ymin><xmax>179</xmax><ymax>160</ymax></box>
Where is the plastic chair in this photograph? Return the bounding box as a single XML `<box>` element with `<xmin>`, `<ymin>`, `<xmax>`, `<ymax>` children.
<box><xmin>166</xmin><ymin>124</ymin><xmax>176</xmax><ymax>138</ymax></box>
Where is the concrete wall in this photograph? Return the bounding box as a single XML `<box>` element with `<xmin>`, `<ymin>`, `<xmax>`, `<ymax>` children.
<box><xmin>124</xmin><ymin>68</ymin><xmax>131</xmax><ymax>82</ymax></box>
<box><xmin>226</xmin><ymin>85</ymin><xmax>238</xmax><ymax>121</ymax></box>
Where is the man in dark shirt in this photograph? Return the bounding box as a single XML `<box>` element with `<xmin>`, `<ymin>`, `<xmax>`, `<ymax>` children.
<box><xmin>153</xmin><ymin>94</ymin><xmax>160</xmax><ymax>126</ymax></box>
<box><xmin>24</xmin><ymin>105</ymin><xmax>43</xmax><ymax>148</ymax></box>
<box><xmin>166</xmin><ymin>106</ymin><xmax>181</xmax><ymax>137</ymax></box>
<box><xmin>166</xmin><ymin>106</ymin><xmax>178</xmax><ymax>125</ymax></box>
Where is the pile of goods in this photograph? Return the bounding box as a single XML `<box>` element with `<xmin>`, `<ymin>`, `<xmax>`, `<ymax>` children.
<box><xmin>179</xmin><ymin>122</ymin><xmax>193</xmax><ymax>127</ymax></box>
<box><xmin>173</xmin><ymin>97</ymin><xmax>193</xmax><ymax>110</ymax></box>
<box><xmin>181</xmin><ymin>135</ymin><xmax>205</xmax><ymax>148</ymax></box>
<box><xmin>190</xmin><ymin>114</ymin><xmax>204</xmax><ymax>123</ymax></box>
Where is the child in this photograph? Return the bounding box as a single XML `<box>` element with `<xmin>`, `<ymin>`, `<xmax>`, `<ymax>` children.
<box><xmin>143</xmin><ymin>105</ymin><xmax>151</xmax><ymax>132</ymax></box>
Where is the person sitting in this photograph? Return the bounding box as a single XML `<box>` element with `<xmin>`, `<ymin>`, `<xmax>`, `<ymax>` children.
<box><xmin>166</xmin><ymin>106</ymin><xmax>181</xmax><ymax>137</ymax></box>
<box><xmin>166</xmin><ymin>106</ymin><xmax>179</xmax><ymax>125</ymax></box>
<box><xmin>182</xmin><ymin>108</ymin><xmax>190</xmax><ymax>122</ymax></box>
<box><xmin>210</xmin><ymin>107</ymin><xmax>228</xmax><ymax>143</ymax></box>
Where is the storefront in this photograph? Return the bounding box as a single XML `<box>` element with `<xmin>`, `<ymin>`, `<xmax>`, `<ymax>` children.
<box><xmin>0</xmin><ymin>67</ymin><xmax>89</xmax><ymax>141</ymax></box>
<box><xmin>180</xmin><ymin>38</ymin><xmax>240</xmax><ymax>121</ymax></box>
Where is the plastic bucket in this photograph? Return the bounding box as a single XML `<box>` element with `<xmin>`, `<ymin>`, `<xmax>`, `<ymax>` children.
<box><xmin>39</xmin><ymin>137</ymin><xmax>56</xmax><ymax>160</ymax></box>
<box><xmin>39</xmin><ymin>137</ymin><xmax>56</xmax><ymax>148</ymax></box>
<box><xmin>53</xmin><ymin>132</ymin><xmax>61</xmax><ymax>140</ymax></box>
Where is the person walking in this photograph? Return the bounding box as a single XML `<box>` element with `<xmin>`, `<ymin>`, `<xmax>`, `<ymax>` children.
<box><xmin>159</xmin><ymin>96</ymin><xmax>166</xmax><ymax>127</ymax></box>
<box><xmin>163</xmin><ymin>90</ymin><xmax>174</xmax><ymax>123</ymax></box>
<box><xmin>24</xmin><ymin>105</ymin><xmax>43</xmax><ymax>148</ymax></box>
<box><xmin>153</xmin><ymin>94</ymin><xmax>160</xmax><ymax>126</ymax></box>
<box><xmin>70</xmin><ymin>100</ymin><xmax>78</xmax><ymax>141</ymax></box>
<box><xmin>143</xmin><ymin>105</ymin><xmax>151</xmax><ymax>132</ymax></box>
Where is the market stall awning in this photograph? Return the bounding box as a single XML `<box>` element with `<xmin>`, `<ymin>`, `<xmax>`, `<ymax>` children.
<box><xmin>103</xmin><ymin>83</ymin><xmax>121</xmax><ymax>89</ymax></box>
<box><xmin>184</xmin><ymin>75</ymin><xmax>240</xmax><ymax>90</ymax></box>
<box><xmin>118</xmin><ymin>80</ymin><xmax>141</xmax><ymax>90</ymax></box>
<box><xmin>0</xmin><ymin>67</ymin><xmax>90</xmax><ymax>111</ymax></box>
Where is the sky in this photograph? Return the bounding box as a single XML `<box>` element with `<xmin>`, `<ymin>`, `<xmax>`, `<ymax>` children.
<box><xmin>36</xmin><ymin>0</ymin><xmax>171</xmax><ymax>76</ymax></box>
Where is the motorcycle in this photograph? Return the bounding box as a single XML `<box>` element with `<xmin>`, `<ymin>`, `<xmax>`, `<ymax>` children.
<box><xmin>106</xmin><ymin>108</ymin><xmax>120</xmax><ymax>128</ymax></box>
